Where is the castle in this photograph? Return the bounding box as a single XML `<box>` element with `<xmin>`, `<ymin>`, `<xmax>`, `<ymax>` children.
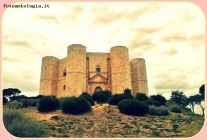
<box><xmin>39</xmin><ymin>44</ymin><xmax>148</xmax><ymax>98</ymax></box>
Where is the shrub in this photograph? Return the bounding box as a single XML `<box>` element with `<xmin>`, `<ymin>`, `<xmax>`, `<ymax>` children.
<box><xmin>150</xmin><ymin>94</ymin><xmax>166</xmax><ymax>105</ymax></box>
<box><xmin>92</xmin><ymin>91</ymin><xmax>108</xmax><ymax>102</ymax></box>
<box><xmin>144</xmin><ymin>98</ymin><xmax>161</xmax><ymax>107</ymax></box>
<box><xmin>148</xmin><ymin>106</ymin><xmax>169</xmax><ymax>116</ymax></box>
<box><xmin>135</xmin><ymin>93</ymin><xmax>148</xmax><ymax>101</ymax></box>
<box><xmin>123</xmin><ymin>88</ymin><xmax>134</xmax><ymax>98</ymax></box>
<box><xmin>3</xmin><ymin>110</ymin><xmax>48</xmax><ymax>137</ymax></box>
<box><xmin>79</xmin><ymin>94</ymin><xmax>94</xmax><ymax>106</ymax></box>
<box><xmin>170</xmin><ymin>105</ymin><xmax>182</xmax><ymax>113</ymax></box>
<box><xmin>8</xmin><ymin>102</ymin><xmax>23</xmax><ymax>110</ymax></box>
<box><xmin>108</xmin><ymin>93</ymin><xmax>132</xmax><ymax>105</ymax></box>
<box><xmin>118</xmin><ymin>99</ymin><xmax>149</xmax><ymax>116</ymax></box>
<box><xmin>3</xmin><ymin>97</ymin><xmax>8</xmax><ymax>104</ymax></box>
<box><xmin>37</xmin><ymin>96</ymin><xmax>59</xmax><ymax>112</ymax></box>
<box><xmin>81</xmin><ymin>92</ymin><xmax>91</xmax><ymax>97</ymax></box>
<box><xmin>61</xmin><ymin>96</ymin><xmax>91</xmax><ymax>114</ymax></box>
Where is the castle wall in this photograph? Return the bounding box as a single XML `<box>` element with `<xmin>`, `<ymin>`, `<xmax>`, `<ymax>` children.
<box><xmin>56</xmin><ymin>57</ymin><xmax>67</xmax><ymax>98</ymax></box>
<box><xmin>66</xmin><ymin>44</ymin><xmax>86</xmax><ymax>96</ymax></box>
<box><xmin>110</xmin><ymin>46</ymin><xmax>131</xmax><ymax>93</ymax></box>
<box><xmin>39</xmin><ymin>56</ymin><xmax>59</xmax><ymax>96</ymax></box>
<box><xmin>130</xmin><ymin>58</ymin><xmax>148</xmax><ymax>96</ymax></box>
<box><xmin>86</xmin><ymin>53</ymin><xmax>110</xmax><ymax>94</ymax></box>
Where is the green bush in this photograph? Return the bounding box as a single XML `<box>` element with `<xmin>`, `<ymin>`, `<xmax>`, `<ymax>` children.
<box><xmin>37</xmin><ymin>96</ymin><xmax>59</xmax><ymax>112</ymax></box>
<box><xmin>118</xmin><ymin>99</ymin><xmax>149</xmax><ymax>116</ymax></box>
<box><xmin>148</xmin><ymin>106</ymin><xmax>169</xmax><ymax>116</ymax></box>
<box><xmin>8</xmin><ymin>102</ymin><xmax>23</xmax><ymax>110</ymax></box>
<box><xmin>150</xmin><ymin>94</ymin><xmax>166</xmax><ymax>105</ymax></box>
<box><xmin>135</xmin><ymin>93</ymin><xmax>148</xmax><ymax>101</ymax></box>
<box><xmin>81</xmin><ymin>92</ymin><xmax>91</xmax><ymax>97</ymax></box>
<box><xmin>170</xmin><ymin>105</ymin><xmax>182</xmax><ymax>113</ymax></box>
<box><xmin>144</xmin><ymin>98</ymin><xmax>161</xmax><ymax>106</ymax></box>
<box><xmin>3</xmin><ymin>97</ymin><xmax>8</xmax><ymax>104</ymax></box>
<box><xmin>3</xmin><ymin>110</ymin><xmax>48</xmax><ymax>137</ymax></box>
<box><xmin>79</xmin><ymin>94</ymin><xmax>94</xmax><ymax>106</ymax></box>
<box><xmin>123</xmin><ymin>88</ymin><xmax>134</xmax><ymax>98</ymax></box>
<box><xmin>108</xmin><ymin>93</ymin><xmax>132</xmax><ymax>105</ymax></box>
<box><xmin>92</xmin><ymin>91</ymin><xmax>108</xmax><ymax>102</ymax></box>
<box><xmin>61</xmin><ymin>96</ymin><xmax>91</xmax><ymax>114</ymax></box>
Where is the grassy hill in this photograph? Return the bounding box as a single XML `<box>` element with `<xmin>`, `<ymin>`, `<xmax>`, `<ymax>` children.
<box><xmin>3</xmin><ymin>103</ymin><xmax>204</xmax><ymax>138</ymax></box>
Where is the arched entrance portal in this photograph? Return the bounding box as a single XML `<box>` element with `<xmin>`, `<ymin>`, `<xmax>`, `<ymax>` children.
<box><xmin>94</xmin><ymin>86</ymin><xmax>102</xmax><ymax>93</ymax></box>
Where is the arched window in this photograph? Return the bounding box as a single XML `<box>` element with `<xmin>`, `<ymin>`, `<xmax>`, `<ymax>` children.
<box><xmin>96</xmin><ymin>65</ymin><xmax>101</xmax><ymax>72</ymax></box>
<box><xmin>94</xmin><ymin>86</ymin><xmax>102</xmax><ymax>93</ymax></box>
<box><xmin>63</xmin><ymin>70</ymin><xmax>66</xmax><ymax>77</ymax></box>
<box><xmin>63</xmin><ymin>85</ymin><xmax>66</xmax><ymax>90</ymax></box>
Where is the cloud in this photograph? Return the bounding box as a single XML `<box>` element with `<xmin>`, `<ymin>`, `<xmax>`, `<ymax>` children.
<box><xmin>3</xmin><ymin>40</ymin><xmax>31</xmax><ymax>48</ymax></box>
<box><xmin>181</xmin><ymin>11</ymin><xmax>197</xmax><ymax>21</ymax></box>
<box><xmin>159</xmin><ymin>32</ymin><xmax>187</xmax><ymax>42</ymax></box>
<box><xmin>160</xmin><ymin>47</ymin><xmax>178</xmax><ymax>56</ymax></box>
<box><xmin>33</xmin><ymin>15</ymin><xmax>59</xmax><ymax>24</ymax></box>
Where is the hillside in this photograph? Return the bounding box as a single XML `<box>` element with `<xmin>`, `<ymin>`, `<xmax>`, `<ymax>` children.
<box><xmin>10</xmin><ymin>103</ymin><xmax>204</xmax><ymax>138</ymax></box>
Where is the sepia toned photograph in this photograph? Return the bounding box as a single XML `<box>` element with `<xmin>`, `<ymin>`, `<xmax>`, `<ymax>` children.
<box><xmin>2</xmin><ymin>2</ymin><xmax>205</xmax><ymax>138</ymax></box>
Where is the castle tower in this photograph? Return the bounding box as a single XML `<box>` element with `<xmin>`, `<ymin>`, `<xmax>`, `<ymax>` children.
<box><xmin>130</xmin><ymin>58</ymin><xmax>148</xmax><ymax>96</ymax></box>
<box><xmin>66</xmin><ymin>44</ymin><xmax>86</xmax><ymax>96</ymax></box>
<box><xmin>39</xmin><ymin>56</ymin><xmax>59</xmax><ymax>96</ymax></box>
<box><xmin>110</xmin><ymin>46</ymin><xmax>131</xmax><ymax>93</ymax></box>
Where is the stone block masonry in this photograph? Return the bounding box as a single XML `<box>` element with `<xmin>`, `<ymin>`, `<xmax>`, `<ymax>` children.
<box><xmin>39</xmin><ymin>44</ymin><xmax>148</xmax><ymax>98</ymax></box>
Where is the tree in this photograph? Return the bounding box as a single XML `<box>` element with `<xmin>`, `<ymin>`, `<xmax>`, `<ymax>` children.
<box><xmin>135</xmin><ymin>92</ymin><xmax>148</xmax><ymax>101</ymax></box>
<box><xmin>150</xmin><ymin>94</ymin><xmax>166</xmax><ymax>105</ymax></box>
<box><xmin>3</xmin><ymin>88</ymin><xmax>21</xmax><ymax>100</ymax></box>
<box><xmin>187</xmin><ymin>95</ymin><xmax>197</xmax><ymax>113</ymax></box>
<box><xmin>199</xmin><ymin>84</ymin><xmax>205</xmax><ymax>100</ymax></box>
<box><xmin>170</xmin><ymin>90</ymin><xmax>188</xmax><ymax>106</ymax></box>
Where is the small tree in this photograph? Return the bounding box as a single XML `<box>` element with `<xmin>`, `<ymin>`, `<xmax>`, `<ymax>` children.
<box><xmin>3</xmin><ymin>88</ymin><xmax>21</xmax><ymax>100</ymax></box>
<box><xmin>150</xmin><ymin>94</ymin><xmax>166</xmax><ymax>105</ymax></box>
<box><xmin>135</xmin><ymin>92</ymin><xmax>148</xmax><ymax>101</ymax></box>
<box><xmin>186</xmin><ymin>95</ymin><xmax>197</xmax><ymax>113</ymax></box>
<box><xmin>170</xmin><ymin>90</ymin><xmax>188</xmax><ymax>106</ymax></box>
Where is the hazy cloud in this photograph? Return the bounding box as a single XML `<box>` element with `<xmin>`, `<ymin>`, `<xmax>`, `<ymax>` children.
<box><xmin>160</xmin><ymin>47</ymin><xmax>178</xmax><ymax>56</ymax></box>
<box><xmin>159</xmin><ymin>32</ymin><xmax>187</xmax><ymax>42</ymax></box>
<box><xmin>33</xmin><ymin>15</ymin><xmax>59</xmax><ymax>24</ymax></box>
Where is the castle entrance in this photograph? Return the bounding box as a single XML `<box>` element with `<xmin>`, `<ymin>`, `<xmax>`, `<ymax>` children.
<box><xmin>94</xmin><ymin>86</ymin><xmax>102</xmax><ymax>93</ymax></box>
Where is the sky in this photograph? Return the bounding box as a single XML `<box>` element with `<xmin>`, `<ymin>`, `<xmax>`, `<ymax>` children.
<box><xmin>2</xmin><ymin>2</ymin><xmax>206</xmax><ymax>113</ymax></box>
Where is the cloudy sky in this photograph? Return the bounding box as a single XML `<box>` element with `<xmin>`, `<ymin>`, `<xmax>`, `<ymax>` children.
<box><xmin>2</xmin><ymin>2</ymin><xmax>205</xmax><ymax>112</ymax></box>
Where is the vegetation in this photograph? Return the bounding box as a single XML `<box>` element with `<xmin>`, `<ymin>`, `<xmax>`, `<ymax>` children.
<box><xmin>3</xmin><ymin>110</ymin><xmax>48</xmax><ymax>137</ymax></box>
<box><xmin>3</xmin><ymin>96</ymin><xmax>8</xmax><ymax>104</ymax></box>
<box><xmin>170</xmin><ymin>105</ymin><xmax>182</xmax><ymax>113</ymax></box>
<box><xmin>118</xmin><ymin>99</ymin><xmax>149</xmax><ymax>116</ymax></box>
<box><xmin>37</xmin><ymin>96</ymin><xmax>59</xmax><ymax>112</ymax></box>
<box><xmin>7</xmin><ymin>102</ymin><xmax>23</xmax><ymax>110</ymax></box>
<box><xmin>144</xmin><ymin>98</ymin><xmax>161</xmax><ymax>106</ymax></box>
<box><xmin>3</xmin><ymin>88</ymin><xmax>21</xmax><ymax>100</ymax></box>
<box><xmin>135</xmin><ymin>92</ymin><xmax>148</xmax><ymax>101</ymax></box>
<box><xmin>108</xmin><ymin>93</ymin><xmax>132</xmax><ymax>105</ymax></box>
<box><xmin>61</xmin><ymin>96</ymin><xmax>91</xmax><ymax>114</ymax></box>
<box><xmin>148</xmin><ymin>105</ymin><xmax>169</xmax><ymax>116</ymax></box>
<box><xmin>92</xmin><ymin>90</ymin><xmax>112</xmax><ymax>102</ymax></box>
<box><xmin>150</xmin><ymin>94</ymin><xmax>166</xmax><ymax>105</ymax></box>
<box><xmin>79</xmin><ymin>93</ymin><xmax>94</xmax><ymax>106</ymax></box>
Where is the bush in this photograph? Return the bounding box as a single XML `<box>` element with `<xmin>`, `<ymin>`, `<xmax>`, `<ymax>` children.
<box><xmin>8</xmin><ymin>102</ymin><xmax>23</xmax><ymax>110</ymax></box>
<box><xmin>144</xmin><ymin>98</ymin><xmax>161</xmax><ymax>107</ymax></box>
<box><xmin>81</xmin><ymin>92</ymin><xmax>91</xmax><ymax>97</ymax></box>
<box><xmin>170</xmin><ymin>105</ymin><xmax>182</xmax><ymax>113</ymax></box>
<box><xmin>92</xmin><ymin>91</ymin><xmax>108</xmax><ymax>102</ymax></box>
<box><xmin>148</xmin><ymin>106</ymin><xmax>169</xmax><ymax>116</ymax></box>
<box><xmin>61</xmin><ymin>96</ymin><xmax>91</xmax><ymax>114</ymax></box>
<box><xmin>3</xmin><ymin>97</ymin><xmax>8</xmax><ymax>104</ymax></box>
<box><xmin>135</xmin><ymin>93</ymin><xmax>148</xmax><ymax>101</ymax></box>
<box><xmin>37</xmin><ymin>96</ymin><xmax>59</xmax><ymax>112</ymax></box>
<box><xmin>79</xmin><ymin>94</ymin><xmax>94</xmax><ymax>106</ymax></box>
<box><xmin>3</xmin><ymin>110</ymin><xmax>48</xmax><ymax>137</ymax></box>
<box><xmin>118</xmin><ymin>99</ymin><xmax>149</xmax><ymax>116</ymax></box>
<box><xmin>150</xmin><ymin>94</ymin><xmax>166</xmax><ymax>105</ymax></box>
<box><xmin>123</xmin><ymin>88</ymin><xmax>134</xmax><ymax>98</ymax></box>
<box><xmin>108</xmin><ymin>93</ymin><xmax>132</xmax><ymax>105</ymax></box>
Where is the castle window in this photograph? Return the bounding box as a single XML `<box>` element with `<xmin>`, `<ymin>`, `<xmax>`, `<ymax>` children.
<box><xmin>63</xmin><ymin>70</ymin><xmax>66</xmax><ymax>77</ymax></box>
<box><xmin>96</xmin><ymin>65</ymin><xmax>101</xmax><ymax>72</ymax></box>
<box><xmin>63</xmin><ymin>85</ymin><xmax>66</xmax><ymax>90</ymax></box>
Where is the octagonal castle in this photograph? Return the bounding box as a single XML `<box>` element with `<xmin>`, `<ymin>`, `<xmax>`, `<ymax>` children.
<box><xmin>39</xmin><ymin>44</ymin><xmax>148</xmax><ymax>98</ymax></box>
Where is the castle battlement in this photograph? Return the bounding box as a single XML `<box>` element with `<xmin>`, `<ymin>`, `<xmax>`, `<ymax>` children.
<box><xmin>39</xmin><ymin>44</ymin><xmax>148</xmax><ymax>98</ymax></box>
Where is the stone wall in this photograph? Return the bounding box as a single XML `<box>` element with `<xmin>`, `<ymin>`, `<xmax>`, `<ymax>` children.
<box><xmin>110</xmin><ymin>46</ymin><xmax>131</xmax><ymax>94</ymax></box>
<box><xmin>130</xmin><ymin>58</ymin><xmax>148</xmax><ymax>96</ymax></box>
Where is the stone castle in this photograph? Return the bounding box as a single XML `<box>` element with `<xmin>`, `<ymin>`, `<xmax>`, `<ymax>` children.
<box><xmin>39</xmin><ymin>44</ymin><xmax>148</xmax><ymax>98</ymax></box>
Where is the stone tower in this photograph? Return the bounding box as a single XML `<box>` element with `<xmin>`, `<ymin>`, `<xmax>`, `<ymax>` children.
<box><xmin>39</xmin><ymin>44</ymin><xmax>149</xmax><ymax>98</ymax></box>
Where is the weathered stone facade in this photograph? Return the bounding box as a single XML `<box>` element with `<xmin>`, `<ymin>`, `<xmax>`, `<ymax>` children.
<box><xmin>39</xmin><ymin>44</ymin><xmax>148</xmax><ymax>98</ymax></box>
